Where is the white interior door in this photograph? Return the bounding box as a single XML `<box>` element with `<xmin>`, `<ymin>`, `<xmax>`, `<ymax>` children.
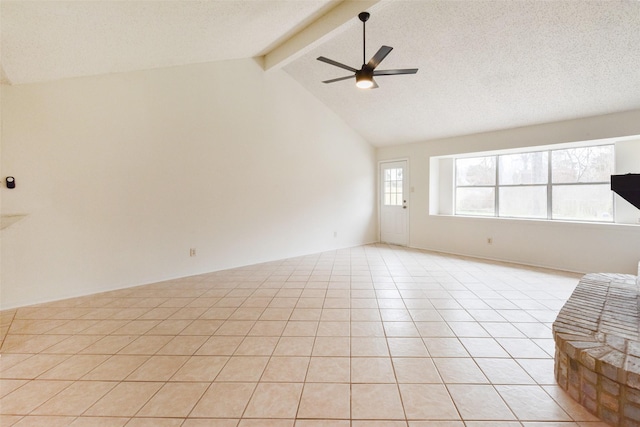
<box><xmin>380</xmin><ymin>160</ymin><xmax>408</xmax><ymax>246</ymax></box>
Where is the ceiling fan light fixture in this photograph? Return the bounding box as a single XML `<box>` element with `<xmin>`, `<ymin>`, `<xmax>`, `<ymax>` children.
<box><xmin>356</xmin><ymin>75</ymin><xmax>374</xmax><ymax>89</ymax></box>
<box><xmin>355</xmin><ymin>68</ymin><xmax>374</xmax><ymax>89</ymax></box>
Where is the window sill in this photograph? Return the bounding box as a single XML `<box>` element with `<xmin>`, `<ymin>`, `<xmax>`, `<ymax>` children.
<box><xmin>428</xmin><ymin>214</ymin><xmax>639</xmax><ymax>230</ymax></box>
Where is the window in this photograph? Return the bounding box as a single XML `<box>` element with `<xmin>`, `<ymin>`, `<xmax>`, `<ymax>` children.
<box><xmin>455</xmin><ymin>145</ymin><xmax>614</xmax><ymax>222</ymax></box>
<box><xmin>455</xmin><ymin>157</ymin><xmax>495</xmax><ymax>215</ymax></box>
<box><xmin>551</xmin><ymin>146</ymin><xmax>615</xmax><ymax>221</ymax></box>
<box><xmin>498</xmin><ymin>151</ymin><xmax>548</xmax><ymax>219</ymax></box>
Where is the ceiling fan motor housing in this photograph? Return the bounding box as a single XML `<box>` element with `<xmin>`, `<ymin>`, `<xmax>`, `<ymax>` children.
<box><xmin>357</xmin><ymin>66</ymin><xmax>374</xmax><ymax>79</ymax></box>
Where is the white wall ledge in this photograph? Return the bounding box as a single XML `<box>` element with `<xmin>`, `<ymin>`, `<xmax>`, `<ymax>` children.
<box><xmin>428</xmin><ymin>213</ymin><xmax>640</xmax><ymax>231</ymax></box>
<box><xmin>1</xmin><ymin>214</ymin><xmax>28</xmax><ymax>230</ymax></box>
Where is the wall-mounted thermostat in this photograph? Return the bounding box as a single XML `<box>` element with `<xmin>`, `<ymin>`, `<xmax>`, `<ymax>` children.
<box><xmin>6</xmin><ymin>177</ymin><xmax>15</xmax><ymax>189</ymax></box>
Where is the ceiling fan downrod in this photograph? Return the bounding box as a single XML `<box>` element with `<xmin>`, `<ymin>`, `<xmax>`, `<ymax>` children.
<box><xmin>359</xmin><ymin>12</ymin><xmax>370</xmax><ymax>66</ymax></box>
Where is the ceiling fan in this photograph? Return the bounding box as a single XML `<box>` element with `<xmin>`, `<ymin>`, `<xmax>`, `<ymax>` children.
<box><xmin>317</xmin><ymin>11</ymin><xmax>418</xmax><ymax>89</ymax></box>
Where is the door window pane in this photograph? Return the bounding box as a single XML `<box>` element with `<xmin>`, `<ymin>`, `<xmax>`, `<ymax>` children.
<box><xmin>456</xmin><ymin>157</ymin><xmax>496</xmax><ymax>186</ymax></box>
<box><xmin>552</xmin><ymin>184</ymin><xmax>613</xmax><ymax>221</ymax></box>
<box><xmin>551</xmin><ymin>146</ymin><xmax>614</xmax><ymax>183</ymax></box>
<box><xmin>455</xmin><ymin>187</ymin><xmax>495</xmax><ymax>216</ymax></box>
<box><xmin>499</xmin><ymin>186</ymin><xmax>547</xmax><ymax>218</ymax></box>
<box><xmin>383</xmin><ymin>168</ymin><xmax>403</xmax><ymax>206</ymax></box>
<box><xmin>499</xmin><ymin>152</ymin><xmax>548</xmax><ymax>185</ymax></box>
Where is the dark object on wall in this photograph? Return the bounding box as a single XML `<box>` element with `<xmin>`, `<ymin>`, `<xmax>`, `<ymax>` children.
<box><xmin>5</xmin><ymin>176</ymin><xmax>15</xmax><ymax>189</ymax></box>
<box><xmin>611</xmin><ymin>173</ymin><xmax>640</xmax><ymax>210</ymax></box>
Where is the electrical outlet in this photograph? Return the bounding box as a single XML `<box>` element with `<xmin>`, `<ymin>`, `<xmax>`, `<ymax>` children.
<box><xmin>189</xmin><ymin>248</ymin><xmax>196</xmax><ymax>257</ymax></box>
<box><xmin>333</xmin><ymin>231</ymin><xmax>338</xmax><ymax>238</ymax></box>
<box><xmin>487</xmin><ymin>238</ymin><xmax>493</xmax><ymax>245</ymax></box>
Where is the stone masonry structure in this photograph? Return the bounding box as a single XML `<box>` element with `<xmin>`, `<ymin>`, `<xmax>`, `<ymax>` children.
<box><xmin>553</xmin><ymin>271</ymin><xmax>640</xmax><ymax>426</ymax></box>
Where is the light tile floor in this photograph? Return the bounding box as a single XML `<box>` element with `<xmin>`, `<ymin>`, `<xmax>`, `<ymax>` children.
<box><xmin>0</xmin><ymin>244</ymin><xmax>610</xmax><ymax>426</ymax></box>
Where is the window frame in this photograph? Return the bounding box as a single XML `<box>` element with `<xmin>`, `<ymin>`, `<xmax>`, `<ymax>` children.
<box><xmin>454</xmin><ymin>144</ymin><xmax>615</xmax><ymax>222</ymax></box>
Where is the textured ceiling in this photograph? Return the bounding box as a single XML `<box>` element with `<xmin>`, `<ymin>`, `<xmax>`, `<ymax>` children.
<box><xmin>2</xmin><ymin>1</ymin><xmax>640</xmax><ymax>147</ymax></box>
<box><xmin>284</xmin><ymin>1</ymin><xmax>640</xmax><ymax>145</ymax></box>
<box><xmin>0</xmin><ymin>0</ymin><xmax>337</xmax><ymax>84</ymax></box>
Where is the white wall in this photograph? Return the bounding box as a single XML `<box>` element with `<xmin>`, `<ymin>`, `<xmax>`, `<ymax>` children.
<box><xmin>0</xmin><ymin>58</ymin><xmax>377</xmax><ymax>309</ymax></box>
<box><xmin>378</xmin><ymin>110</ymin><xmax>640</xmax><ymax>274</ymax></box>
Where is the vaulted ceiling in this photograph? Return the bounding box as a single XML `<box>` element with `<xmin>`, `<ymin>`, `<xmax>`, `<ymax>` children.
<box><xmin>2</xmin><ymin>0</ymin><xmax>640</xmax><ymax>146</ymax></box>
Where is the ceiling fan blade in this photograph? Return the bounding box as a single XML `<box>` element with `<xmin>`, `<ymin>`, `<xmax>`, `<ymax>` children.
<box><xmin>373</xmin><ymin>68</ymin><xmax>419</xmax><ymax>76</ymax></box>
<box><xmin>322</xmin><ymin>75</ymin><xmax>354</xmax><ymax>84</ymax></box>
<box><xmin>367</xmin><ymin>46</ymin><xmax>393</xmax><ymax>69</ymax></box>
<box><xmin>317</xmin><ymin>56</ymin><xmax>358</xmax><ymax>73</ymax></box>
